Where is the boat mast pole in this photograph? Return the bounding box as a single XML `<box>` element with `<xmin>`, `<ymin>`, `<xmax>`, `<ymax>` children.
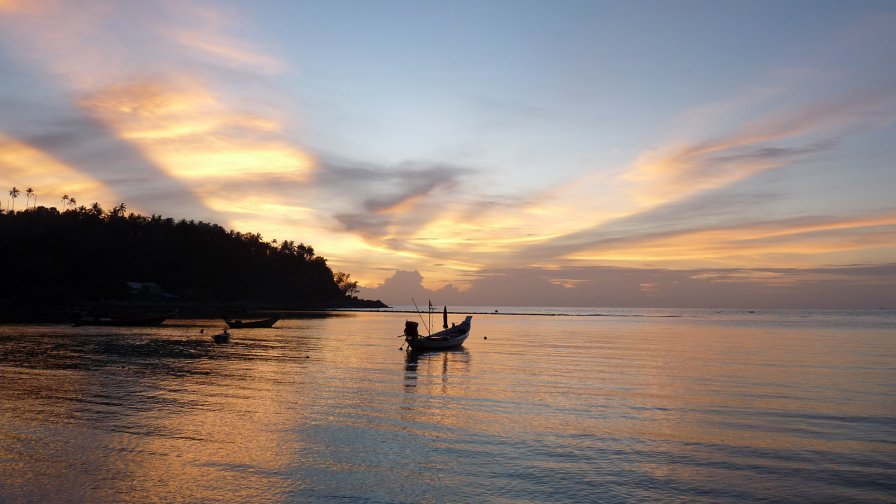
<box><xmin>411</xmin><ymin>298</ymin><xmax>430</xmax><ymax>335</ymax></box>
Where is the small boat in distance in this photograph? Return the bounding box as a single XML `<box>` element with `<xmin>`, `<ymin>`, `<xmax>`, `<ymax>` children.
<box><xmin>224</xmin><ymin>316</ymin><xmax>280</xmax><ymax>329</ymax></box>
<box><xmin>404</xmin><ymin>315</ymin><xmax>473</xmax><ymax>351</ymax></box>
<box><xmin>72</xmin><ymin>309</ymin><xmax>178</xmax><ymax>327</ymax></box>
<box><xmin>212</xmin><ymin>328</ymin><xmax>230</xmax><ymax>344</ymax></box>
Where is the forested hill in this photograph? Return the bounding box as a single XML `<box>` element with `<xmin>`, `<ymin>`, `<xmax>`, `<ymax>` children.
<box><xmin>0</xmin><ymin>206</ymin><xmax>377</xmax><ymax>311</ymax></box>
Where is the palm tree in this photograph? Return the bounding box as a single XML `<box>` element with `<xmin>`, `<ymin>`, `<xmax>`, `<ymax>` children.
<box><xmin>111</xmin><ymin>202</ymin><xmax>127</xmax><ymax>217</ymax></box>
<box><xmin>25</xmin><ymin>187</ymin><xmax>34</xmax><ymax>209</ymax></box>
<box><xmin>61</xmin><ymin>194</ymin><xmax>70</xmax><ymax>210</ymax></box>
<box><xmin>9</xmin><ymin>187</ymin><xmax>20</xmax><ymax>211</ymax></box>
<box><xmin>90</xmin><ymin>202</ymin><xmax>104</xmax><ymax>216</ymax></box>
<box><xmin>68</xmin><ymin>197</ymin><xmax>77</xmax><ymax>208</ymax></box>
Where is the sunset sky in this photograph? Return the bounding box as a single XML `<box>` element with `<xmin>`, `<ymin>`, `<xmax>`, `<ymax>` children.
<box><xmin>1</xmin><ymin>0</ymin><xmax>895</xmax><ymax>308</ymax></box>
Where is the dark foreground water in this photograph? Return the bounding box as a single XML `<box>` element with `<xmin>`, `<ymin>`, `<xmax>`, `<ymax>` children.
<box><xmin>1</xmin><ymin>309</ymin><xmax>894</xmax><ymax>503</ymax></box>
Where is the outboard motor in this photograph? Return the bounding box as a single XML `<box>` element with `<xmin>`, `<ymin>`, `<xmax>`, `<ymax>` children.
<box><xmin>404</xmin><ymin>321</ymin><xmax>419</xmax><ymax>339</ymax></box>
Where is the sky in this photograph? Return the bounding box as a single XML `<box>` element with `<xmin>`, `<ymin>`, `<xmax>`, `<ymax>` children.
<box><xmin>1</xmin><ymin>0</ymin><xmax>895</xmax><ymax>308</ymax></box>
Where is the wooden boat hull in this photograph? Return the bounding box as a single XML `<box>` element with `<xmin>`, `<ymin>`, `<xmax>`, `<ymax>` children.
<box><xmin>224</xmin><ymin>316</ymin><xmax>280</xmax><ymax>328</ymax></box>
<box><xmin>405</xmin><ymin>315</ymin><xmax>472</xmax><ymax>351</ymax></box>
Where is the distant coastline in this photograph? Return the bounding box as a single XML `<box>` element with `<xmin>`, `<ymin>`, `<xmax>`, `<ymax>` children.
<box><xmin>333</xmin><ymin>305</ymin><xmax>896</xmax><ymax>320</ymax></box>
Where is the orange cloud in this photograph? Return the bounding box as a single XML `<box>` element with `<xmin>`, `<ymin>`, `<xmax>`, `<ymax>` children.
<box><xmin>0</xmin><ymin>135</ymin><xmax>114</xmax><ymax>207</ymax></box>
<box><xmin>689</xmin><ymin>270</ymin><xmax>803</xmax><ymax>287</ymax></box>
<box><xmin>80</xmin><ymin>77</ymin><xmax>314</xmax><ymax>181</ymax></box>
<box><xmin>564</xmin><ymin>213</ymin><xmax>896</xmax><ymax>269</ymax></box>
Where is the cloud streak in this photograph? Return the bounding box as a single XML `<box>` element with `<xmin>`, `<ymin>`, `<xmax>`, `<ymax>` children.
<box><xmin>6</xmin><ymin>102</ymin><xmax>213</xmax><ymax>218</ymax></box>
<box><xmin>622</xmin><ymin>87</ymin><xmax>896</xmax><ymax>207</ymax></box>
<box><xmin>0</xmin><ymin>0</ymin><xmax>307</xmax><ymax>221</ymax></box>
<box><xmin>516</xmin><ymin>186</ymin><xmax>896</xmax><ymax>269</ymax></box>
<box><xmin>326</xmin><ymin>160</ymin><xmax>468</xmax><ymax>239</ymax></box>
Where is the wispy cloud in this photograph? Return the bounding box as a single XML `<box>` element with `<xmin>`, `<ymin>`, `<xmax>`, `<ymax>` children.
<box><xmin>5</xmin><ymin>104</ymin><xmax>214</xmax><ymax>218</ymax></box>
<box><xmin>622</xmin><ymin>88</ymin><xmax>896</xmax><ymax>207</ymax></box>
<box><xmin>159</xmin><ymin>0</ymin><xmax>287</xmax><ymax>74</ymax></box>
<box><xmin>0</xmin><ymin>134</ymin><xmax>107</xmax><ymax>207</ymax></box>
<box><xmin>0</xmin><ymin>0</ymin><xmax>307</xmax><ymax>221</ymax></box>
<box><xmin>80</xmin><ymin>76</ymin><xmax>313</xmax><ymax>181</ymax></box>
<box><xmin>515</xmin><ymin>180</ymin><xmax>896</xmax><ymax>270</ymax></box>
<box><xmin>323</xmin><ymin>160</ymin><xmax>468</xmax><ymax>239</ymax></box>
<box><xmin>334</xmin><ymin>75</ymin><xmax>896</xmax><ymax>284</ymax></box>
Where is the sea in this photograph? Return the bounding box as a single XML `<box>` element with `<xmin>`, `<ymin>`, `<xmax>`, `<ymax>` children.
<box><xmin>0</xmin><ymin>307</ymin><xmax>894</xmax><ymax>503</ymax></box>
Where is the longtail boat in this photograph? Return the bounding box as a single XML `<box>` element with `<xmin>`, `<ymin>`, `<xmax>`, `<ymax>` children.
<box><xmin>224</xmin><ymin>316</ymin><xmax>280</xmax><ymax>329</ymax></box>
<box><xmin>403</xmin><ymin>315</ymin><xmax>472</xmax><ymax>351</ymax></box>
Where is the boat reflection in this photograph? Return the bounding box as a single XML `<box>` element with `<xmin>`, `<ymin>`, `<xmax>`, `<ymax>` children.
<box><xmin>403</xmin><ymin>348</ymin><xmax>471</xmax><ymax>393</ymax></box>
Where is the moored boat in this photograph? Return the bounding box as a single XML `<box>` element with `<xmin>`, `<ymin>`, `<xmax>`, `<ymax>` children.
<box><xmin>224</xmin><ymin>316</ymin><xmax>280</xmax><ymax>329</ymax></box>
<box><xmin>404</xmin><ymin>315</ymin><xmax>473</xmax><ymax>351</ymax></box>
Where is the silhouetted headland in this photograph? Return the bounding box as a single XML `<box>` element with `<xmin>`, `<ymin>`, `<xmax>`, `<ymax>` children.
<box><xmin>0</xmin><ymin>206</ymin><xmax>386</xmax><ymax>322</ymax></box>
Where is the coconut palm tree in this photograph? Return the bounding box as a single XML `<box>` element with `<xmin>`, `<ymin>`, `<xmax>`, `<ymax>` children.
<box><xmin>8</xmin><ymin>187</ymin><xmax>20</xmax><ymax>211</ymax></box>
<box><xmin>68</xmin><ymin>197</ymin><xmax>77</xmax><ymax>208</ymax></box>
<box><xmin>25</xmin><ymin>187</ymin><xmax>34</xmax><ymax>209</ymax></box>
<box><xmin>61</xmin><ymin>194</ymin><xmax>70</xmax><ymax>210</ymax></box>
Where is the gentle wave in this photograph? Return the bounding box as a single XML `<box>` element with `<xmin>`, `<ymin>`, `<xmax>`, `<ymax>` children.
<box><xmin>1</xmin><ymin>312</ymin><xmax>894</xmax><ymax>502</ymax></box>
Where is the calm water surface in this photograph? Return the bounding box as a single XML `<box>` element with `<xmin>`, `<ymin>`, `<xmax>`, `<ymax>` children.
<box><xmin>1</xmin><ymin>309</ymin><xmax>894</xmax><ymax>503</ymax></box>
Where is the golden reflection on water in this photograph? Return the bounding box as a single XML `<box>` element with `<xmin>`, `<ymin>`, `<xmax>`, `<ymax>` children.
<box><xmin>0</xmin><ymin>323</ymin><xmax>320</xmax><ymax>502</ymax></box>
<box><xmin>399</xmin><ymin>349</ymin><xmax>474</xmax><ymax>433</ymax></box>
<box><xmin>1</xmin><ymin>311</ymin><xmax>894</xmax><ymax>502</ymax></box>
<box><xmin>100</xmin><ymin>359</ymin><xmax>307</xmax><ymax>502</ymax></box>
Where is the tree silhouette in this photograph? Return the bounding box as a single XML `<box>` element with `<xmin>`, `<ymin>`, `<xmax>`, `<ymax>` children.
<box><xmin>0</xmin><ymin>204</ymin><xmax>386</xmax><ymax>314</ymax></box>
<box><xmin>61</xmin><ymin>194</ymin><xmax>70</xmax><ymax>209</ymax></box>
<box><xmin>0</xmin><ymin>206</ymin><xmax>374</xmax><ymax>308</ymax></box>
<box><xmin>25</xmin><ymin>188</ymin><xmax>34</xmax><ymax>209</ymax></box>
<box><xmin>334</xmin><ymin>271</ymin><xmax>359</xmax><ymax>297</ymax></box>
<box><xmin>8</xmin><ymin>187</ymin><xmax>20</xmax><ymax>211</ymax></box>
<box><xmin>111</xmin><ymin>202</ymin><xmax>127</xmax><ymax>217</ymax></box>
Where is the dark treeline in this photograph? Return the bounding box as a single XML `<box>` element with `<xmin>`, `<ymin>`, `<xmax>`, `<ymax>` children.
<box><xmin>0</xmin><ymin>205</ymin><xmax>378</xmax><ymax>313</ymax></box>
